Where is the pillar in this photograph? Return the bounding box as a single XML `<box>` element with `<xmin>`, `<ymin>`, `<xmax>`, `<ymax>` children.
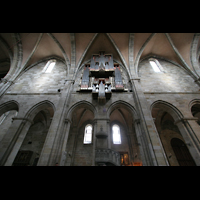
<box><xmin>130</xmin><ymin>78</ymin><xmax>168</xmax><ymax>165</ymax></box>
<box><xmin>0</xmin><ymin>117</ymin><xmax>33</xmax><ymax>166</ymax></box>
<box><xmin>174</xmin><ymin>117</ymin><xmax>200</xmax><ymax>165</ymax></box>
<box><xmin>37</xmin><ymin>80</ymin><xmax>74</xmax><ymax>166</ymax></box>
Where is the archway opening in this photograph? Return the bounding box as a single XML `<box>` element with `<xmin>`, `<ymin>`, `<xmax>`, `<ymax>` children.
<box><xmin>0</xmin><ymin>59</ymin><xmax>10</xmax><ymax>79</ymax></box>
<box><xmin>152</xmin><ymin>103</ymin><xmax>196</xmax><ymax>166</ymax></box>
<box><xmin>191</xmin><ymin>104</ymin><xmax>200</xmax><ymax>125</ymax></box>
<box><xmin>109</xmin><ymin>103</ymin><xmax>142</xmax><ymax>166</ymax></box>
<box><xmin>0</xmin><ymin>101</ymin><xmax>19</xmax><ymax>144</ymax></box>
<box><xmin>171</xmin><ymin>138</ymin><xmax>196</xmax><ymax>166</ymax></box>
<box><xmin>65</xmin><ymin>103</ymin><xmax>95</xmax><ymax>166</ymax></box>
<box><xmin>12</xmin><ymin>105</ymin><xmax>54</xmax><ymax>166</ymax></box>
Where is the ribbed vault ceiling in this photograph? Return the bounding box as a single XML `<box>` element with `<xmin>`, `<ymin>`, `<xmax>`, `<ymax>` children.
<box><xmin>0</xmin><ymin>33</ymin><xmax>198</xmax><ymax>77</ymax></box>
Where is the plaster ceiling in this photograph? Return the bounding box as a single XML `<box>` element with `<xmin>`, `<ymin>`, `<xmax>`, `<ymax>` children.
<box><xmin>0</xmin><ymin>33</ymin><xmax>198</xmax><ymax>77</ymax></box>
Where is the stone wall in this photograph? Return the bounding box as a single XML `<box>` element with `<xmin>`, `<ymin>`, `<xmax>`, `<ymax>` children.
<box><xmin>7</xmin><ymin>60</ymin><xmax>67</xmax><ymax>94</ymax></box>
<box><xmin>139</xmin><ymin>59</ymin><xmax>199</xmax><ymax>93</ymax></box>
<box><xmin>0</xmin><ymin>56</ymin><xmax>200</xmax><ymax>166</ymax></box>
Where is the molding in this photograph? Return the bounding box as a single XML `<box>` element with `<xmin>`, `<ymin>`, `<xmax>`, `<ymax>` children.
<box><xmin>134</xmin><ymin>33</ymin><xmax>156</xmax><ymax>77</ymax></box>
<box><xmin>174</xmin><ymin>117</ymin><xmax>198</xmax><ymax>125</ymax></box>
<box><xmin>130</xmin><ymin>78</ymin><xmax>140</xmax><ymax>81</ymax></box>
<box><xmin>106</xmin><ymin>33</ymin><xmax>129</xmax><ymax>75</ymax></box>
<box><xmin>64</xmin><ymin>118</ymin><xmax>72</xmax><ymax>124</ymax></box>
<box><xmin>129</xmin><ymin>33</ymin><xmax>134</xmax><ymax>70</ymax></box>
<box><xmin>76</xmin><ymin>33</ymin><xmax>99</xmax><ymax>71</ymax></box>
<box><xmin>0</xmin><ymin>35</ymin><xmax>13</xmax><ymax>61</ymax></box>
<box><xmin>4</xmin><ymin>92</ymin><xmax>60</xmax><ymax>95</ymax></box>
<box><xmin>12</xmin><ymin>117</ymin><xmax>34</xmax><ymax>124</ymax></box>
<box><xmin>22</xmin><ymin>33</ymin><xmax>43</xmax><ymax>70</ymax></box>
<box><xmin>144</xmin><ymin>92</ymin><xmax>200</xmax><ymax>94</ymax></box>
<box><xmin>47</xmin><ymin>33</ymin><xmax>70</xmax><ymax>74</ymax></box>
<box><xmin>190</xmin><ymin>33</ymin><xmax>200</xmax><ymax>77</ymax></box>
<box><xmin>165</xmin><ymin>33</ymin><xmax>198</xmax><ymax>80</ymax></box>
<box><xmin>70</xmin><ymin>33</ymin><xmax>76</xmax><ymax>73</ymax></box>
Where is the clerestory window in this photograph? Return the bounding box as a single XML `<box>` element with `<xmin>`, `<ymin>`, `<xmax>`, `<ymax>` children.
<box><xmin>149</xmin><ymin>59</ymin><xmax>161</xmax><ymax>73</ymax></box>
<box><xmin>112</xmin><ymin>124</ymin><xmax>121</xmax><ymax>144</ymax></box>
<box><xmin>83</xmin><ymin>124</ymin><xmax>93</xmax><ymax>144</ymax></box>
<box><xmin>42</xmin><ymin>60</ymin><xmax>56</xmax><ymax>73</ymax></box>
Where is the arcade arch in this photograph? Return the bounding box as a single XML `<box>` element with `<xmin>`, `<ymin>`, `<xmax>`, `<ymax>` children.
<box><xmin>151</xmin><ymin>101</ymin><xmax>198</xmax><ymax>166</ymax></box>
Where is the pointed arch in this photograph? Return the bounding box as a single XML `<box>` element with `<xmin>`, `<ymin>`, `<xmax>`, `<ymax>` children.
<box><xmin>66</xmin><ymin>100</ymin><xmax>97</xmax><ymax>120</ymax></box>
<box><xmin>107</xmin><ymin>100</ymin><xmax>139</xmax><ymax>120</ymax></box>
<box><xmin>134</xmin><ymin>33</ymin><xmax>156</xmax><ymax>77</ymax></box>
<box><xmin>165</xmin><ymin>33</ymin><xmax>198</xmax><ymax>80</ymax></box>
<box><xmin>151</xmin><ymin>100</ymin><xmax>184</xmax><ymax>121</ymax></box>
<box><xmin>106</xmin><ymin>33</ymin><xmax>130</xmax><ymax>75</ymax></box>
<box><xmin>190</xmin><ymin>33</ymin><xmax>200</xmax><ymax>77</ymax></box>
<box><xmin>0</xmin><ymin>35</ymin><xmax>13</xmax><ymax>61</ymax></box>
<box><xmin>151</xmin><ymin>100</ymin><xmax>200</xmax><ymax>153</ymax></box>
<box><xmin>24</xmin><ymin>100</ymin><xmax>55</xmax><ymax>122</ymax></box>
<box><xmin>0</xmin><ymin>100</ymin><xmax>19</xmax><ymax>116</ymax></box>
<box><xmin>47</xmin><ymin>33</ymin><xmax>70</xmax><ymax>71</ymax></box>
<box><xmin>74</xmin><ymin>33</ymin><xmax>132</xmax><ymax>80</ymax></box>
<box><xmin>76</xmin><ymin>33</ymin><xmax>98</xmax><ymax>72</ymax></box>
<box><xmin>13</xmin><ymin>55</ymin><xmax>67</xmax><ymax>83</ymax></box>
<box><xmin>4</xmin><ymin>33</ymin><xmax>23</xmax><ymax>81</ymax></box>
<box><xmin>22</xmin><ymin>33</ymin><xmax>43</xmax><ymax>70</ymax></box>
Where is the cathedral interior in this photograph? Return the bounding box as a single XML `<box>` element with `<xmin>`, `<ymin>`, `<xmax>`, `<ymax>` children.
<box><xmin>0</xmin><ymin>33</ymin><xmax>200</xmax><ymax>166</ymax></box>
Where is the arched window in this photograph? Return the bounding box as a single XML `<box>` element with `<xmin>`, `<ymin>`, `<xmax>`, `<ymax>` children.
<box><xmin>149</xmin><ymin>59</ymin><xmax>161</xmax><ymax>73</ymax></box>
<box><xmin>112</xmin><ymin>124</ymin><xmax>121</xmax><ymax>144</ymax></box>
<box><xmin>83</xmin><ymin>124</ymin><xmax>93</xmax><ymax>144</ymax></box>
<box><xmin>42</xmin><ymin>60</ymin><xmax>56</xmax><ymax>73</ymax></box>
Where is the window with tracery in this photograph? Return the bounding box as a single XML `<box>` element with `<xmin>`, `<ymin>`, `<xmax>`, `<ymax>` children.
<box><xmin>83</xmin><ymin>124</ymin><xmax>93</xmax><ymax>144</ymax></box>
<box><xmin>112</xmin><ymin>124</ymin><xmax>121</xmax><ymax>144</ymax></box>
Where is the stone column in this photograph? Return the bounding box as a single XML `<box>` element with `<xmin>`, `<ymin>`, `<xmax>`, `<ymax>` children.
<box><xmin>58</xmin><ymin>119</ymin><xmax>72</xmax><ymax>166</ymax></box>
<box><xmin>37</xmin><ymin>80</ymin><xmax>74</xmax><ymax>166</ymax></box>
<box><xmin>174</xmin><ymin>117</ymin><xmax>200</xmax><ymax>165</ymax></box>
<box><xmin>0</xmin><ymin>117</ymin><xmax>33</xmax><ymax>166</ymax></box>
<box><xmin>134</xmin><ymin>119</ymin><xmax>149</xmax><ymax>166</ymax></box>
<box><xmin>130</xmin><ymin>78</ymin><xmax>168</xmax><ymax>166</ymax></box>
<box><xmin>92</xmin><ymin>119</ymin><xmax>97</xmax><ymax>166</ymax></box>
